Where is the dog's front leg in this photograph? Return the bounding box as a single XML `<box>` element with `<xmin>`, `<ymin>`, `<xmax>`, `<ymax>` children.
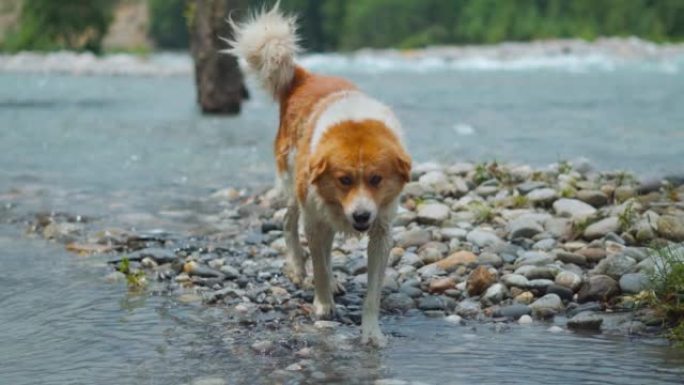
<box><xmin>305</xmin><ymin>219</ymin><xmax>335</xmax><ymax>319</ymax></box>
<box><xmin>362</xmin><ymin>222</ymin><xmax>392</xmax><ymax>347</ymax></box>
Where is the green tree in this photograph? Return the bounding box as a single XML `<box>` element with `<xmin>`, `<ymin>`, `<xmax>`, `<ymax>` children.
<box><xmin>149</xmin><ymin>0</ymin><xmax>190</xmax><ymax>49</ymax></box>
<box><xmin>4</xmin><ymin>0</ymin><xmax>115</xmax><ymax>52</ymax></box>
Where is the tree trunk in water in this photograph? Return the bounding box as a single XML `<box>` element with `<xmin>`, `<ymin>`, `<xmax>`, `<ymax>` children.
<box><xmin>189</xmin><ymin>0</ymin><xmax>247</xmax><ymax>114</ymax></box>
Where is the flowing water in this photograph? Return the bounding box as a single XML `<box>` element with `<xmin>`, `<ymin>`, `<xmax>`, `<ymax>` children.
<box><xmin>1</xmin><ymin>50</ymin><xmax>684</xmax><ymax>384</ymax></box>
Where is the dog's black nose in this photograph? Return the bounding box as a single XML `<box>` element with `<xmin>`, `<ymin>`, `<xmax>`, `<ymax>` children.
<box><xmin>352</xmin><ymin>210</ymin><xmax>371</xmax><ymax>224</ymax></box>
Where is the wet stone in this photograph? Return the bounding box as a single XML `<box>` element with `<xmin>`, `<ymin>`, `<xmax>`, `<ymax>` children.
<box><xmin>382</xmin><ymin>292</ymin><xmax>416</xmax><ymax>313</ymax></box>
<box><xmin>567</xmin><ymin>311</ymin><xmax>603</xmax><ymax>331</ymax></box>
<box><xmin>496</xmin><ymin>304</ymin><xmax>532</xmax><ymax>319</ymax></box>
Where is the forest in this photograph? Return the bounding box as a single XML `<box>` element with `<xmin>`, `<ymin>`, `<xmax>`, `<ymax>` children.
<box><xmin>3</xmin><ymin>0</ymin><xmax>684</xmax><ymax>52</ymax></box>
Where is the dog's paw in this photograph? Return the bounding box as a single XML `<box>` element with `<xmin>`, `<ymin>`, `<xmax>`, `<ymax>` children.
<box><xmin>283</xmin><ymin>262</ymin><xmax>306</xmax><ymax>286</ymax></box>
<box><xmin>361</xmin><ymin>327</ymin><xmax>387</xmax><ymax>348</ymax></box>
<box><xmin>361</xmin><ymin>330</ymin><xmax>387</xmax><ymax>348</ymax></box>
<box><xmin>313</xmin><ymin>298</ymin><xmax>335</xmax><ymax>320</ymax></box>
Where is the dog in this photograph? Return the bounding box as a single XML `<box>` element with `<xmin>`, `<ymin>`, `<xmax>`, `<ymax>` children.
<box><xmin>226</xmin><ymin>4</ymin><xmax>411</xmax><ymax>347</ymax></box>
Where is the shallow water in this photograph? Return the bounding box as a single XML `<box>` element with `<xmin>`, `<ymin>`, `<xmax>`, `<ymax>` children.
<box><xmin>1</xmin><ymin>55</ymin><xmax>684</xmax><ymax>384</ymax></box>
<box><xmin>1</xmin><ymin>225</ymin><xmax>683</xmax><ymax>385</ymax></box>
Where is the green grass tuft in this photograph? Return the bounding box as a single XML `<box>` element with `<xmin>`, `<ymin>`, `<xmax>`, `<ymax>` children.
<box><xmin>117</xmin><ymin>256</ymin><xmax>146</xmax><ymax>289</ymax></box>
<box><xmin>647</xmin><ymin>246</ymin><xmax>684</xmax><ymax>344</ymax></box>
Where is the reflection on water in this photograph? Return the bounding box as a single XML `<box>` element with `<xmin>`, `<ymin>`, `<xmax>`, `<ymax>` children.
<box><xmin>1</xmin><ymin>227</ymin><xmax>683</xmax><ymax>385</ymax></box>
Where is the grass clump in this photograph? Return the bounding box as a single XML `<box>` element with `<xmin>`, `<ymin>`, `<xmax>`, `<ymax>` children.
<box><xmin>647</xmin><ymin>246</ymin><xmax>684</xmax><ymax>344</ymax></box>
<box><xmin>618</xmin><ymin>200</ymin><xmax>638</xmax><ymax>232</ymax></box>
<box><xmin>468</xmin><ymin>201</ymin><xmax>494</xmax><ymax>224</ymax></box>
<box><xmin>117</xmin><ymin>256</ymin><xmax>146</xmax><ymax>289</ymax></box>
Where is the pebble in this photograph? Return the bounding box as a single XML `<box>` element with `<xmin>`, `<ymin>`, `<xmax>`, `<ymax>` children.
<box><xmin>502</xmin><ymin>274</ymin><xmax>530</xmax><ymax>288</ymax></box>
<box><xmin>567</xmin><ymin>311</ymin><xmax>604</xmax><ymax>331</ymax></box>
<box><xmin>514</xmin><ymin>291</ymin><xmax>535</xmax><ymax>304</ymax></box>
<box><xmin>576</xmin><ymin>190</ymin><xmax>608</xmax><ymax>207</ymax></box>
<box><xmin>433</xmin><ymin>250</ymin><xmax>477</xmax><ymax>271</ymax></box>
<box><xmin>467</xmin><ymin>266</ymin><xmax>496</xmax><ymax>296</ymax></box>
<box><xmin>556</xmin><ymin>251</ymin><xmax>587</xmax><ymax>266</ymax></box>
<box><xmin>530</xmin><ymin>293</ymin><xmax>564</xmax><ymax>318</ymax></box>
<box><xmin>481</xmin><ymin>283</ymin><xmax>508</xmax><ymax>306</ymax></box>
<box><xmin>592</xmin><ymin>254</ymin><xmax>636</xmax><ymax>280</ymax></box>
<box><xmin>429</xmin><ymin>277</ymin><xmax>456</xmax><ymax>293</ymax></box>
<box><xmin>416</xmin><ymin>202</ymin><xmax>450</xmax><ymax>225</ymax></box>
<box><xmin>555</xmin><ymin>271</ymin><xmax>583</xmax><ymax>292</ymax></box>
<box><xmin>395</xmin><ymin>228</ymin><xmax>432</xmax><ymax>248</ymax></box>
<box><xmin>466</xmin><ymin>229</ymin><xmax>503</xmax><ymax>247</ymax></box>
<box><xmin>546</xmin><ymin>284</ymin><xmax>574</xmax><ymax>301</ymax></box>
<box><xmin>619</xmin><ymin>273</ymin><xmax>650</xmax><ymax>294</ymax></box>
<box><xmin>656</xmin><ymin>215</ymin><xmax>684</xmax><ymax>241</ymax></box>
<box><xmin>527</xmin><ymin>188</ymin><xmax>558</xmax><ymax>204</ymax></box>
<box><xmin>508</xmin><ymin>217</ymin><xmax>544</xmax><ymax>239</ymax></box>
<box><xmin>577</xmin><ymin>275</ymin><xmax>620</xmax><ymax>303</ymax></box>
<box><xmin>553</xmin><ymin>198</ymin><xmax>597</xmax><ymax>220</ymax></box>
<box><xmin>518</xmin><ymin>315</ymin><xmax>533</xmax><ymax>324</ymax></box>
<box><xmin>497</xmin><ymin>303</ymin><xmax>532</xmax><ymax>319</ymax></box>
<box><xmin>445</xmin><ymin>314</ymin><xmax>464</xmax><ymax>325</ymax></box>
<box><xmin>583</xmin><ymin>217</ymin><xmax>619</xmax><ymax>240</ymax></box>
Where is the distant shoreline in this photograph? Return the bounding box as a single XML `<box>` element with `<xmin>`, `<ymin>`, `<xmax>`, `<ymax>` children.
<box><xmin>1</xmin><ymin>37</ymin><xmax>683</xmax><ymax>76</ymax></box>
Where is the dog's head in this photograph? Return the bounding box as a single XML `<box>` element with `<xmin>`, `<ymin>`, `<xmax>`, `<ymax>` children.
<box><xmin>308</xmin><ymin>120</ymin><xmax>411</xmax><ymax>232</ymax></box>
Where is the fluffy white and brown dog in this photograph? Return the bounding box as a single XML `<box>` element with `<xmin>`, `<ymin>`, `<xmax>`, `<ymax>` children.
<box><xmin>226</xmin><ymin>4</ymin><xmax>411</xmax><ymax>347</ymax></box>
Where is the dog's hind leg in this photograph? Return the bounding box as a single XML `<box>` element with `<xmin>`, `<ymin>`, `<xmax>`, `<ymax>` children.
<box><xmin>305</xmin><ymin>219</ymin><xmax>335</xmax><ymax>319</ymax></box>
<box><xmin>362</xmin><ymin>221</ymin><xmax>392</xmax><ymax>347</ymax></box>
<box><xmin>283</xmin><ymin>202</ymin><xmax>307</xmax><ymax>286</ymax></box>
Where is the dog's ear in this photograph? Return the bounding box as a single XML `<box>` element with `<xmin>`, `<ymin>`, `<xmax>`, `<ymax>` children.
<box><xmin>308</xmin><ymin>156</ymin><xmax>328</xmax><ymax>184</ymax></box>
<box><xmin>395</xmin><ymin>151</ymin><xmax>412</xmax><ymax>184</ymax></box>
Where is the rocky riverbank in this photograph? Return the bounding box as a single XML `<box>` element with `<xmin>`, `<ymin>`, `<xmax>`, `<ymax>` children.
<box><xmin>2</xmin><ymin>37</ymin><xmax>683</xmax><ymax>76</ymax></box>
<box><xmin>22</xmin><ymin>160</ymin><xmax>684</xmax><ymax>342</ymax></box>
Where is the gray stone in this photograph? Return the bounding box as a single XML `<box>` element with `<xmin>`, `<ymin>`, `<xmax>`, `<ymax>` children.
<box><xmin>219</xmin><ymin>265</ymin><xmax>240</xmax><ymax>279</ymax></box>
<box><xmin>497</xmin><ymin>304</ymin><xmax>532</xmax><ymax>319</ymax></box>
<box><xmin>455</xmin><ymin>298</ymin><xmax>481</xmax><ymax>318</ymax></box>
<box><xmin>515</xmin><ymin>265</ymin><xmax>559</xmax><ymax>280</ymax></box>
<box><xmin>556</xmin><ymin>251</ymin><xmax>587</xmax><ymax>266</ymax></box>
<box><xmin>592</xmin><ymin>254</ymin><xmax>637</xmax><ymax>280</ymax></box>
<box><xmin>544</xmin><ymin>217</ymin><xmax>572</xmax><ymax>239</ymax></box>
<box><xmin>547</xmin><ymin>284</ymin><xmax>574</xmax><ymax>301</ymax></box>
<box><xmin>382</xmin><ymin>292</ymin><xmax>416</xmax><ymax>313</ymax></box>
<box><xmin>517</xmin><ymin>181</ymin><xmax>547</xmax><ymax>195</ymax></box>
<box><xmin>555</xmin><ymin>271</ymin><xmax>583</xmax><ymax>292</ymax></box>
<box><xmin>477</xmin><ymin>252</ymin><xmax>503</xmax><ymax>268</ymax></box>
<box><xmin>527</xmin><ymin>188</ymin><xmax>558</xmax><ymax>204</ymax></box>
<box><xmin>440</xmin><ymin>227</ymin><xmax>467</xmax><ymax>241</ymax></box>
<box><xmin>532</xmin><ymin>238</ymin><xmax>556</xmax><ymax>251</ymax></box>
<box><xmin>583</xmin><ymin>217</ymin><xmax>620</xmax><ymax>240</ymax></box>
<box><xmin>481</xmin><ymin>283</ymin><xmax>508</xmax><ymax>306</ymax></box>
<box><xmin>514</xmin><ymin>251</ymin><xmax>554</xmax><ymax>268</ymax></box>
<box><xmin>530</xmin><ymin>293</ymin><xmax>564</xmax><ymax>318</ymax></box>
<box><xmin>508</xmin><ymin>217</ymin><xmax>544</xmax><ymax>239</ymax></box>
<box><xmin>576</xmin><ymin>190</ymin><xmax>608</xmax><ymax>207</ymax></box>
<box><xmin>527</xmin><ymin>279</ymin><xmax>555</xmax><ymax>290</ymax></box>
<box><xmin>466</xmin><ymin>229</ymin><xmax>503</xmax><ymax>247</ymax></box>
<box><xmin>553</xmin><ymin>198</ymin><xmax>597</xmax><ymax>220</ymax></box>
<box><xmin>502</xmin><ymin>274</ymin><xmax>530</xmax><ymax>288</ymax></box>
<box><xmin>416</xmin><ymin>202</ymin><xmax>450</xmax><ymax>225</ymax></box>
<box><xmin>567</xmin><ymin>311</ymin><xmax>604</xmax><ymax>331</ymax></box>
<box><xmin>399</xmin><ymin>252</ymin><xmax>423</xmax><ymax>268</ymax></box>
<box><xmin>418</xmin><ymin>295</ymin><xmax>453</xmax><ymax>311</ymax></box>
<box><xmin>395</xmin><ymin>229</ymin><xmax>432</xmax><ymax>248</ymax></box>
<box><xmin>619</xmin><ymin>273</ymin><xmax>650</xmax><ymax>294</ymax></box>
<box><xmin>402</xmin><ymin>182</ymin><xmax>425</xmax><ymax>197</ymax></box>
<box><xmin>577</xmin><ymin>275</ymin><xmax>620</xmax><ymax>303</ymax></box>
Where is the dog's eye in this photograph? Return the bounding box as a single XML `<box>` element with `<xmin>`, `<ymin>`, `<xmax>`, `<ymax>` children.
<box><xmin>369</xmin><ymin>175</ymin><xmax>382</xmax><ymax>187</ymax></box>
<box><xmin>339</xmin><ymin>176</ymin><xmax>353</xmax><ymax>186</ymax></box>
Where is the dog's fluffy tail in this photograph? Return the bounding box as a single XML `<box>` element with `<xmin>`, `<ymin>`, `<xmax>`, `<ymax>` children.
<box><xmin>225</xmin><ymin>2</ymin><xmax>299</xmax><ymax>99</ymax></box>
